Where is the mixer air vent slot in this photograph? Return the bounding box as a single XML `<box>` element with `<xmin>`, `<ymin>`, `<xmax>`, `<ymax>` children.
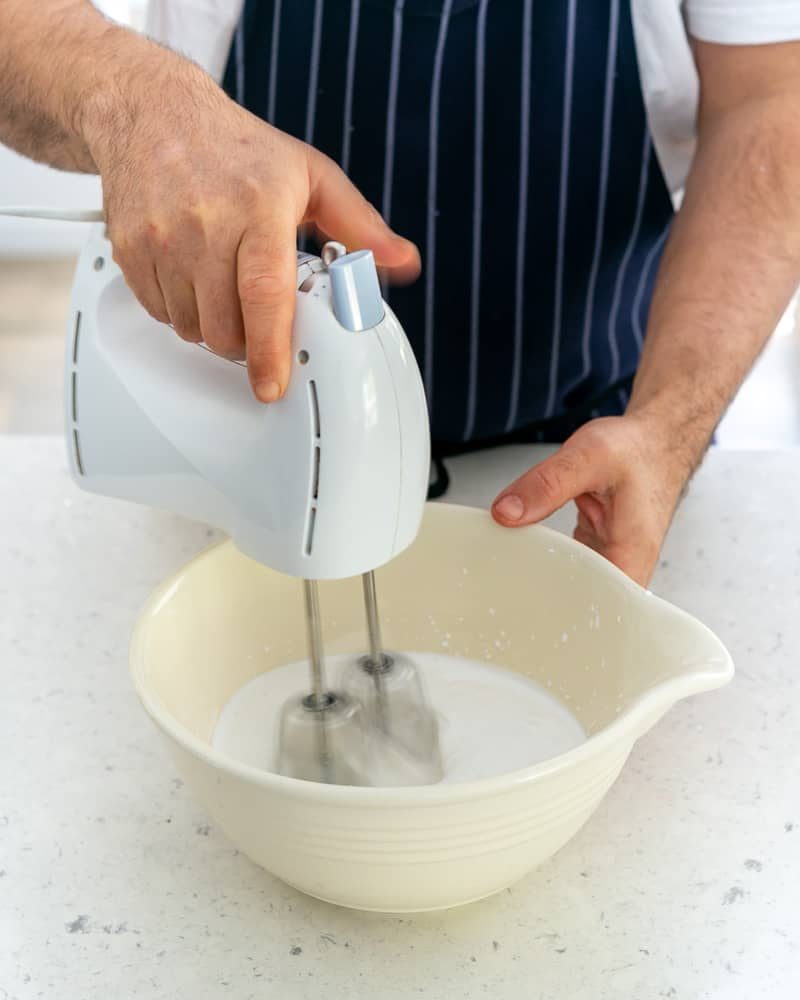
<box><xmin>312</xmin><ymin>445</ymin><xmax>320</xmax><ymax>501</ymax></box>
<box><xmin>305</xmin><ymin>380</ymin><xmax>321</xmax><ymax>557</ymax></box>
<box><xmin>305</xmin><ymin>507</ymin><xmax>317</xmax><ymax>557</ymax></box>
<box><xmin>70</xmin><ymin>309</ymin><xmax>84</xmax><ymax>476</ymax></box>
<box><xmin>72</xmin><ymin>310</ymin><xmax>82</xmax><ymax>364</ymax></box>
<box><xmin>308</xmin><ymin>379</ymin><xmax>320</xmax><ymax>439</ymax></box>
<box><xmin>72</xmin><ymin>429</ymin><xmax>84</xmax><ymax>476</ymax></box>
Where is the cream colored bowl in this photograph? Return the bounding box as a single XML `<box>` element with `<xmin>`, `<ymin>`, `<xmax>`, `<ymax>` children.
<box><xmin>130</xmin><ymin>504</ymin><xmax>733</xmax><ymax>912</ymax></box>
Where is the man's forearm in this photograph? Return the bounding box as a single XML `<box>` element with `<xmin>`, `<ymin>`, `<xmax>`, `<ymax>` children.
<box><xmin>628</xmin><ymin>90</ymin><xmax>800</xmax><ymax>475</ymax></box>
<box><xmin>0</xmin><ymin>0</ymin><xmax>207</xmax><ymax>173</ymax></box>
<box><xmin>0</xmin><ymin>0</ymin><xmax>114</xmax><ymax>170</ymax></box>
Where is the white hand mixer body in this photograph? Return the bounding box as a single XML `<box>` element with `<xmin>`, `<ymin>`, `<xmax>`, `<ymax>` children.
<box><xmin>64</xmin><ymin>229</ymin><xmax>430</xmax><ymax>580</ymax></box>
<box><xmin>64</xmin><ymin>227</ymin><xmax>441</xmax><ymax>785</ymax></box>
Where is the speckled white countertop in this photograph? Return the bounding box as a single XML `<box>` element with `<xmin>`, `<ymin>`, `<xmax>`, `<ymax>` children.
<box><xmin>1</xmin><ymin>437</ymin><xmax>798</xmax><ymax>1000</ymax></box>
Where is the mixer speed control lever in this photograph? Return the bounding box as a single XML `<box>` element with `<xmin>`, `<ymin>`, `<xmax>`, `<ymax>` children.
<box><xmin>327</xmin><ymin>248</ymin><xmax>385</xmax><ymax>332</ymax></box>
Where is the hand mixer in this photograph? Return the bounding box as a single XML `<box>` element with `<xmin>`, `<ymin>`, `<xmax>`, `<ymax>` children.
<box><xmin>0</xmin><ymin>205</ymin><xmax>446</xmax><ymax>786</ymax></box>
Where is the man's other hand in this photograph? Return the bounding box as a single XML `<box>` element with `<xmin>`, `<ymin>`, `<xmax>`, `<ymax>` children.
<box><xmin>491</xmin><ymin>415</ymin><xmax>691</xmax><ymax>586</ymax></box>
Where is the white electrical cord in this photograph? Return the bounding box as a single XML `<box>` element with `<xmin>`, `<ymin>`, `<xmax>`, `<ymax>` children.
<box><xmin>0</xmin><ymin>206</ymin><xmax>104</xmax><ymax>222</ymax></box>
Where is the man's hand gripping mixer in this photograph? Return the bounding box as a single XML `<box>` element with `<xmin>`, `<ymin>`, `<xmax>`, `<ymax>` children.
<box><xmin>65</xmin><ymin>231</ymin><xmax>442</xmax><ymax>785</ymax></box>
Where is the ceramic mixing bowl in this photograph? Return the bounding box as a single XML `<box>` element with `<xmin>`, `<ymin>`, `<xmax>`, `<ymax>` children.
<box><xmin>130</xmin><ymin>503</ymin><xmax>733</xmax><ymax>912</ymax></box>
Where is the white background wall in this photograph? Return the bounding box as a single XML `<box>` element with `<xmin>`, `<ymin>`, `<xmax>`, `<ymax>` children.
<box><xmin>0</xmin><ymin>1</ymin><xmax>148</xmax><ymax>257</ymax></box>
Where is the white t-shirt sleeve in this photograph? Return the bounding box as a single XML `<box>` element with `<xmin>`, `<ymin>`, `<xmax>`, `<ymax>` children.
<box><xmin>684</xmin><ymin>1</ymin><xmax>800</xmax><ymax>44</ymax></box>
<box><xmin>146</xmin><ymin>0</ymin><xmax>245</xmax><ymax>82</ymax></box>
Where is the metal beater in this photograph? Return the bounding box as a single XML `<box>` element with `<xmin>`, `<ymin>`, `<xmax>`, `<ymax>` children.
<box><xmin>275</xmin><ymin>579</ymin><xmax>369</xmax><ymax>785</ymax></box>
<box><xmin>277</xmin><ymin>571</ymin><xmax>444</xmax><ymax>786</ymax></box>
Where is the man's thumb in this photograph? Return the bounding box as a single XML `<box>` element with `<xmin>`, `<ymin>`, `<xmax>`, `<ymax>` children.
<box><xmin>306</xmin><ymin>149</ymin><xmax>419</xmax><ymax>276</ymax></box>
<box><xmin>491</xmin><ymin>444</ymin><xmax>600</xmax><ymax>527</ymax></box>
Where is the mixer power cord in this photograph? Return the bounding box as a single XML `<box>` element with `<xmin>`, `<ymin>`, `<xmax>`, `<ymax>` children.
<box><xmin>0</xmin><ymin>206</ymin><xmax>105</xmax><ymax>222</ymax></box>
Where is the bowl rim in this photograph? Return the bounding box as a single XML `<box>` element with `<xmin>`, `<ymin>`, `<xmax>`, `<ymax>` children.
<box><xmin>130</xmin><ymin>503</ymin><xmax>734</xmax><ymax>806</ymax></box>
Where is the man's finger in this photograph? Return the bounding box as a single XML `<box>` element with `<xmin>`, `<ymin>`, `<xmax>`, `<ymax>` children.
<box><xmin>113</xmin><ymin>251</ymin><xmax>171</xmax><ymax>326</ymax></box>
<box><xmin>574</xmin><ymin>506</ymin><xmax>657</xmax><ymax>587</ymax></box>
<box><xmin>577</xmin><ymin>531</ymin><xmax>653</xmax><ymax>587</ymax></box>
<box><xmin>306</xmin><ymin>148</ymin><xmax>420</xmax><ymax>280</ymax></box>
<box><xmin>237</xmin><ymin>211</ymin><xmax>297</xmax><ymax>402</ymax></box>
<box><xmin>491</xmin><ymin>440</ymin><xmax>610</xmax><ymax>526</ymax></box>
<box><xmin>195</xmin><ymin>259</ymin><xmax>246</xmax><ymax>359</ymax></box>
<box><xmin>156</xmin><ymin>266</ymin><xmax>202</xmax><ymax>342</ymax></box>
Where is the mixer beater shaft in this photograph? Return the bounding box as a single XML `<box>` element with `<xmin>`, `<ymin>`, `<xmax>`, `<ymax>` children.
<box><xmin>361</xmin><ymin>571</ymin><xmax>390</xmax><ymax>732</ymax></box>
<box><xmin>301</xmin><ymin>579</ymin><xmax>332</xmax><ymax>780</ymax></box>
<box><xmin>362</xmin><ymin>570</ymin><xmax>384</xmax><ymax>664</ymax></box>
<box><xmin>302</xmin><ymin>579</ymin><xmax>327</xmax><ymax>710</ymax></box>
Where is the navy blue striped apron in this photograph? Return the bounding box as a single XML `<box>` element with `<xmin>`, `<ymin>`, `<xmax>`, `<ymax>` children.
<box><xmin>223</xmin><ymin>0</ymin><xmax>674</xmax><ymax>450</ymax></box>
